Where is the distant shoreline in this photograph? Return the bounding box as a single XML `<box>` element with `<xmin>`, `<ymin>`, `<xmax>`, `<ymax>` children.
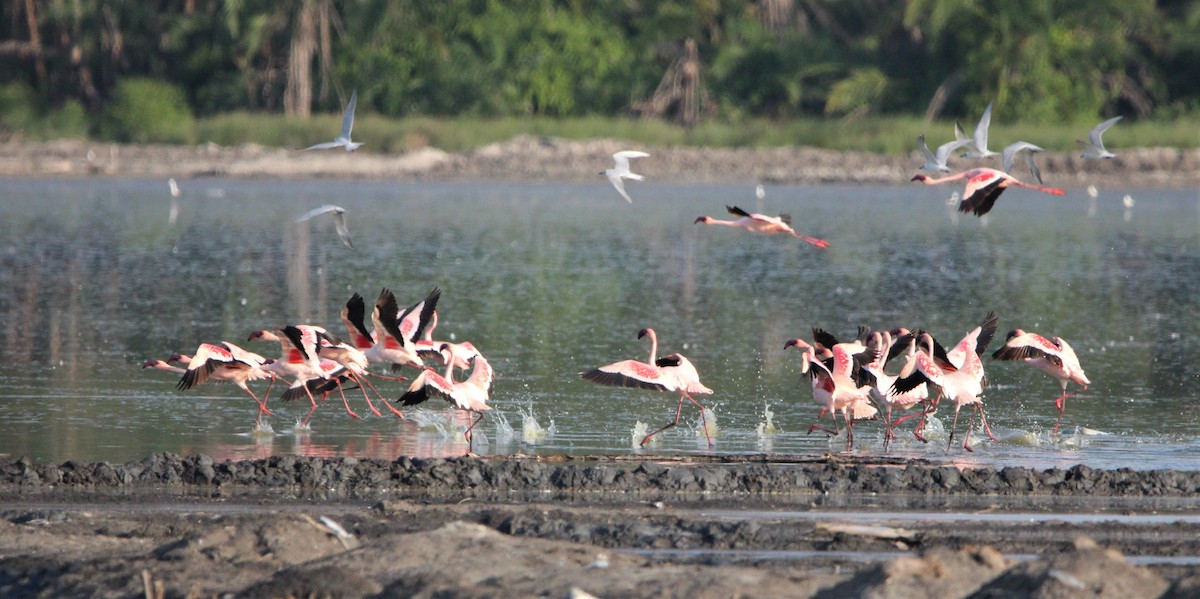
<box><xmin>2</xmin><ymin>136</ymin><xmax>1197</xmax><ymax>188</ymax></box>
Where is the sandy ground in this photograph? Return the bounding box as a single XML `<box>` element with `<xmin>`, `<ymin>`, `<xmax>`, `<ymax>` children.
<box><xmin>2</xmin><ymin>453</ymin><xmax>1200</xmax><ymax>598</ymax></box>
<box><xmin>2</xmin><ymin>136</ymin><xmax>1198</xmax><ymax>188</ymax></box>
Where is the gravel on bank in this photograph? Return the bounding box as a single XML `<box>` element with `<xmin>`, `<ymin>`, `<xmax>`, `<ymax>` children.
<box><xmin>1</xmin><ymin>136</ymin><xmax>1197</xmax><ymax>188</ymax></box>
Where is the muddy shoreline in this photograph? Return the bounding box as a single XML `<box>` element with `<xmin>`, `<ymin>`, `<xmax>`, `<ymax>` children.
<box><xmin>2</xmin><ymin>136</ymin><xmax>1198</xmax><ymax>188</ymax></box>
<box><xmin>3</xmin><ymin>453</ymin><xmax>1200</xmax><ymax>597</ymax></box>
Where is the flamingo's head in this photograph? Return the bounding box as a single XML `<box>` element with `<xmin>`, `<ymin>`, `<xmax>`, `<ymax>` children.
<box><xmin>637</xmin><ymin>327</ymin><xmax>654</xmax><ymax>340</ymax></box>
<box><xmin>166</xmin><ymin>353</ymin><xmax>183</xmax><ymax>363</ymax></box>
<box><xmin>1004</xmin><ymin>329</ymin><xmax>1027</xmax><ymax>342</ymax></box>
<box><xmin>783</xmin><ymin>338</ymin><xmax>810</xmax><ymax>351</ymax></box>
<box><xmin>910</xmin><ymin>173</ymin><xmax>928</xmax><ymax>182</ymax></box>
<box><xmin>694</xmin><ymin>216</ymin><xmax>712</xmax><ymax>224</ymax></box>
<box><xmin>247</xmin><ymin>330</ymin><xmax>270</xmax><ymax>342</ymax></box>
<box><xmin>142</xmin><ymin>359</ymin><xmax>158</xmax><ymax>369</ymax></box>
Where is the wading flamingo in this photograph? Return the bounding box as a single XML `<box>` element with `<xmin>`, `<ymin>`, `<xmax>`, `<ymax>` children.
<box><xmin>912</xmin><ymin>168</ymin><xmax>1065</xmax><ymax>217</ymax></box>
<box><xmin>785</xmin><ymin>333</ymin><xmax>877</xmax><ymax>450</ymax></box>
<box><xmin>695</xmin><ymin>205</ymin><xmax>829</xmax><ymax>248</ymax></box>
<box><xmin>399</xmin><ymin>344</ymin><xmax>494</xmax><ymax>447</ymax></box>
<box><xmin>992</xmin><ymin>329</ymin><xmax>1090</xmax><ymax>435</ymax></box>
<box><xmin>173</xmin><ymin>342</ymin><xmax>275</xmax><ymax>424</ymax></box>
<box><xmin>580</xmin><ymin>328</ymin><xmax>714</xmax><ymax>447</ymax></box>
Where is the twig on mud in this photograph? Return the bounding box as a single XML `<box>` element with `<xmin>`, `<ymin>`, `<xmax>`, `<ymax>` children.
<box><xmin>141</xmin><ymin>569</ymin><xmax>164</xmax><ymax>599</ymax></box>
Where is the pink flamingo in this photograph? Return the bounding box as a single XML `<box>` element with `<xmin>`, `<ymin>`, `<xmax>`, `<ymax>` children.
<box><xmin>371</xmin><ymin>287</ymin><xmax>441</xmax><ymax>371</ymax></box>
<box><xmin>580</xmin><ymin>328</ymin><xmax>714</xmax><ymax>447</ymax></box>
<box><xmin>784</xmin><ymin>334</ymin><xmax>877</xmax><ymax>450</ymax></box>
<box><xmin>171</xmin><ymin>342</ymin><xmax>275</xmax><ymax>424</ymax></box>
<box><xmin>911</xmin><ymin>168</ymin><xmax>1065</xmax><ymax>217</ymax></box>
<box><xmin>414</xmin><ymin>311</ymin><xmax>482</xmax><ymax>370</ymax></box>
<box><xmin>249</xmin><ymin>326</ymin><xmax>365</xmax><ymax>422</ymax></box>
<box><xmin>398</xmin><ymin>344</ymin><xmax>494</xmax><ymax>446</ymax></box>
<box><xmin>893</xmin><ymin>312</ymin><xmax>998</xmax><ymax>452</ymax></box>
<box><xmin>992</xmin><ymin>329</ymin><xmax>1090</xmax><ymax>435</ymax></box>
<box><xmin>695</xmin><ymin>205</ymin><xmax>829</xmax><ymax>248</ymax></box>
<box><xmin>861</xmin><ymin>330</ymin><xmax>928</xmax><ymax>451</ymax></box>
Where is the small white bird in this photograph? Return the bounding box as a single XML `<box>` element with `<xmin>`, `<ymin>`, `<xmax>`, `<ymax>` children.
<box><xmin>167</xmin><ymin>178</ymin><xmax>181</xmax><ymax>226</ymax></box>
<box><xmin>305</xmin><ymin>90</ymin><xmax>363</xmax><ymax>152</ymax></box>
<box><xmin>296</xmin><ymin>204</ymin><xmax>354</xmax><ymax>248</ymax></box>
<box><xmin>1001</xmin><ymin>141</ymin><xmax>1045</xmax><ymax>185</ymax></box>
<box><xmin>954</xmin><ymin>100</ymin><xmax>998</xmax><ymax>159</ymax></box>
<box><xmin>1078</xmin><ymin>116</ymin><xmax>1122</xmax><ymax>159</ymax></box>
<box><xmin>917</xmin><ymin>134</ymin><xmax>972</xmax><ymax>172</ymax></box>
<box><xmin>602</xmin><ymin>150</ymin><xmax>650</xmax><ymax>203</ymax></box>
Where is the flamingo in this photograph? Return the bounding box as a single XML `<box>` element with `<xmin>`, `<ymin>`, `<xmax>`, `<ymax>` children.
<box><xmin>295</xmin><ymin>204</ymin><xmax>353</xmax><ymax>248</ymax></box>
<box><xmin>953</xmin><ymin>100</ymin><xmax>998</xmax><ymax>159</ymax></box>
<box><xmin>1001</xmin><ymin>141</ymin><xmax>1045</xmax><ymax>185</ymax></box>
<box><xmin>916</xmin><ymin>134</ymin><xmax>971</xmax><ymax>173</ymax></box>
<box><xmin>992</xmin><ymin>329</ymin><xmax>1090</xmax><ymax>435</ymax></box>
<box><xmin>172</xmin><ymin>342</ymin><xmax>275</xmax><ymax>424</ymax></box>
<box><xmin>785</xmin><ymin>332</ymin><xmax>878</xmax><ymax>450</ymax></box>
<box><xmin>861</xmin><ymin>330</ymin><xmax>928</xmax><ymax>451</ymax></box>
<box><xmin>398</xmin><ymin>344</ymin><xmax>494</xmax><ymax>446</ymax></box>
<box><xmin>912</xmin><ymin>168</ymin><xmax>1066</xmax><ymax>217</ymax></box>
<box><xmin>580</xmin><ymin>327</ymin><xmax>714</xmax><ymax>447</ymax></box>
<box><xmin>1078</xmin><ymin>116</ymin><xmax>1122</xmax><ymax>159</ymax></box>
<box><xmin>602</xmin><ymin>150</ymin><xmax>650</xmax><ymax>203</ymax></box>
<box><xmin>694</xmin><ymin>205</ymin><xmax>829</xmax><ymax>248</ymax></box>
<box><xmin>305</xmin><ymin>90</ymin><xmax>362</xmax><ymax>151</ymax></box>
<box><xmin>248</xmin><ymin>326</ymin><xmax>366</xmax><ymax>421</ymax></box>
<box><xmin>893</xmin><ymin>312</ymin><xmax>998</xmax><ymax>452</ymax></box>
<box><xmin>414</xmin><ymin>311</ymin><xmax>482</xmax><ymax>370</ymax></box>
<box><xmin>143</xmin><ymin>358</ymin><xmax>185</xmax><ymax>374</ymax></box>
<box><xmin>371</xmin><ymin>287</ymin><xmax>441</xmax><ymax>371</ymax></box>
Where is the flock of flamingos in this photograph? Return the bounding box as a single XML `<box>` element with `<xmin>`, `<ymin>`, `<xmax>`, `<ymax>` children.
<box><xmin>144</xmin><ymin>99</ymin><xmax>1118</xmax><ymax>453</ymax></box>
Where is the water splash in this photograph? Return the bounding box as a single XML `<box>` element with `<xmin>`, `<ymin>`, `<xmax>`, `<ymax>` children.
<box><xmin>518</xmin><ymin>404</ymin><xmax>554</xmax><ymax>445</ymax></box>
<box><xmin>755</xmin><ymin>403</ymin><xmax>779</xmax><ymax>436</ymax></box>
<box><xmin>408</xmin><ymin>410</ymin><xmax>457</xmax><ymax>438</ymax></box>
<box><xmin>694</xmin><ymin>407</ymin><xmax>718</xmax><ymax>441</ymax></box>
<box><xmin>251</xmin><ymin>420</ymin><xmax>275</xmax><ymax>436</ymax></box>
<box><xmin>631</xmin><ymin>421</ymin><xmax>653</xmax><ymax>448</ymax></box>
<box><xmin>291</xmin><ymin>418</ymin><xmax>312</xmax><ymax>434</ymax></box>
<box><xmin>492</xmin><ymin>411</ymin><xmax>516</xmax><ymax>445</ymax></box>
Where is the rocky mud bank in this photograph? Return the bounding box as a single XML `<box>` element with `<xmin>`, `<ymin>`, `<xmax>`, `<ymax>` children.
<box><xmin>2</xmin><ymin>136</ymin><xmax>1197</xmax><ymax>188</ymax></box>
<box><xmin>2</xmin><ymin>453</ymin><xmax>1200</xmax><ymax>598</ymax></box>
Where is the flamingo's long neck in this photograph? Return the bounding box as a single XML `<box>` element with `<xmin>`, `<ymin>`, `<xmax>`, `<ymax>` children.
<box><xmin>442</xmin><ymin>349</ymin><xmax>457</xmax><ymax>383</ymax></box>
<box><xmin>647</xmin><ymin>330</ymin><xmax>658</xmax><ymax>365</ymax></box>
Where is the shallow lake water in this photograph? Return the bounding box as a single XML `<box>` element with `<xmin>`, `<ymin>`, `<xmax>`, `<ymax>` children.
<box><xmin>0</xmin><ymin>177</ymin><xmax>1197</xmax><ymax>469</ymax></box>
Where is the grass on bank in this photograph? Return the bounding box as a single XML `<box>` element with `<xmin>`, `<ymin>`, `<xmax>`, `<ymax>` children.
<box><xmin>195</xmin><ymin>113</ymin><xmax>1200</xmax><ymax>156</ymax></box>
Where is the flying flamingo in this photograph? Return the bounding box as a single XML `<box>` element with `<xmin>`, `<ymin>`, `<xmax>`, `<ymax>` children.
<box><xmin>992</xmin><ymin>329</ymin><xmax>1090</xmax><ymax>435</ymax></box>
<box><xmin>172</xmin><ymin>342</ymin><xmax>276</xmax><ymax>425</ymax></box>
<box><xmin>694</xmin><ymin>205</ymin><xmax>829</xmax><ymax>248</ymax></box>
<box><xmin>911</xmin><ymin>168</ymin><xmax>1066</xmax><ymax>217</ymax></box>
<box><xmin>248</xmin><ymin>326</ymin><xmax>367</xmax><ymax>421</ymax></box>
<box><xmin>398</xmin><ymin>343</ymin><xmax>494</xmax><ymax>447</ymax></box>
<box><xmin>413</xmin><ymin>311</ymin><xmax>482</xmax><ymax>369</ymax></box>
<box><xmin>580</xmin><ymin>328</ymin><xmax>714</xmax><ymax>447</ymax></box>
<box><xmin>372</xmin><ymin>287</ymin><xmax>441</xmax><ymax>371</ymax></box>
<box><xmin>893</xmin><ymin>313</ymin><xmax>998</xmax><ymax>452</ymax></box>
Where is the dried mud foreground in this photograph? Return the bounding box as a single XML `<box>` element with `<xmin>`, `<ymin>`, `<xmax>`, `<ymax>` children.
<box><xmin>2</xmin><ymin>453</ymin><xmax>1200</xmax><ymax>598</ymax></box>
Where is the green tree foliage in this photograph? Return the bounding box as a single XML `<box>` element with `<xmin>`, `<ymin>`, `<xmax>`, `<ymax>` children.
<box><xmin>0</xmin><ymin>0</ymin><xmax>1197</xmax><ymax>137</ymax></box>
<box><xmin>99</xmin><ymin>78</ymin><xmax>196</xmax><ymax>143</ymax></box>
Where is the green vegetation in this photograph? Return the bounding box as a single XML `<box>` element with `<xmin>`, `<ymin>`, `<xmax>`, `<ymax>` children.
<box><xmin>1</xmin><ymin>1</ymin><xmax>1198</xmax><ymax>150</ymax></box>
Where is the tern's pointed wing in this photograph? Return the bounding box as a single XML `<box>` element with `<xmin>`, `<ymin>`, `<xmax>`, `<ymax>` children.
<box><xmin>1025</xmin><ymin>151</ymin><xmax>1043</xmax><ymax>185</ymax></box>
<box><xmin>917</xmin><ymin>134</ymin><xmax>936</xmax><ymax>163</ymax></box>
<box><xmin>341</xmin><ymin>91</ymin><xmax>358</xmax><ymax>139</ymax></box>
<box><xmin>954</xmin><ymin>121</ymin><xmax>970</xmax><ymax>143</ymax></box>
<box><xmin>973</xmin><ymin>101</ymin><xmax>994</xmax><ymax>152</ymax></box>
<box><xmin>295</xmin><ymin>204</ymin><xmax>345</xmax><ymax>222</ymax></box>
<box><xmin>607</xmin><ymin>172</ymin><xmax>633</xmax><ymax>202</ymax></box>
<box><xmin>1089</xmin><ymin>116</ymin><xmax>1122</xmax><ymax>148</ymax></box>
<box><xmin>333</xmin><ymin>211</ymin><xmax>354</xmax><ymax>248</ymax></box>
<box><xmin>935</xmin><ymin>139</ymin><xmax>971</xmax><ymax>165</ymax></box>
<box><xmin>305</xmin><ymin>140</ymin><xmax>345</xmax><ymax>151</ymax></box>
